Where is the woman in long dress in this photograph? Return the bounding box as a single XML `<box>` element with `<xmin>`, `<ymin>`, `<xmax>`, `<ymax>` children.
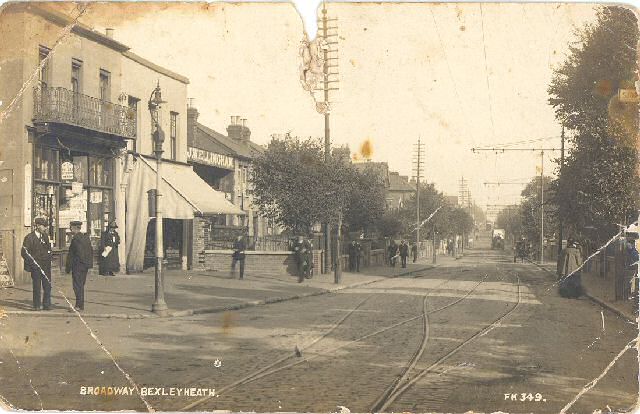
<box><xmin>99</xmin><ymin>221</ymin><xmax>120</xmax><ymax>276</ymax></box>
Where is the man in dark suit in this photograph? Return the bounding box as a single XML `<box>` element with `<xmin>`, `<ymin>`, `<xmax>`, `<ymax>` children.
<box><xmin>21</xmin><ymin>217</ymin><xmax>53</xmax><ymax>310</ymax></box>
<box><xmin>231</xmin><ymin>234</ymin><xmax>246</xmax><ymax>280</ymax></box>
<box><xmin>399</xmin><ymin>240</ymin><xmax>409</xmax><ymax>268</ymax></box>
<box><xmin>65</xmin><ymin>221</ymin><xmax>93</xmax><ymax>311</ymax></box>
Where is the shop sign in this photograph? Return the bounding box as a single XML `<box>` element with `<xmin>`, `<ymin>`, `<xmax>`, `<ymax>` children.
<box><xmin>71</xmin><ymin>182</ymin><xmax>83</xmax><ymax>195</ymax></box>
<box><xmin>90</xmin><ymin>191</ymin><xmax>102</xmax><ymax>204</ymax></box>
<box><xmin>61</xmin><ymin>161</ymin><xmax>74</xmax><ymax>180</ymax></box>
<box><xmin>187</xmin><ymin>147</ymin><xmax>234</xmax><ymax>170</ymax></box>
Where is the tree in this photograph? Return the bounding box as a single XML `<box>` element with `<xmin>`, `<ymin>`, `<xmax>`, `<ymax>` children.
<box><xmin>496</xmin><ymin>207</ymin><xmax>522</xmax><ymax>243</ymax></box>
<box><xmin>251</xmin><ymin>136</ymin><xmax>327</xmax><ymax>235</ymax></box>
<box><xmin>548</xmin><ymin>6</ymin><xmax>639</xmax><ymax>245</ymax></box>
<box><xmin>251</xmin><ymin>135</ymin><xmax>386</xmax><ymax>236</ymax></box>
<box><xmin>344</xmin><ymin>166</ymin><xmax>386</xmax><ymax>234</ymax></box>
<box><xmin>375</xmin><ymin>212</ymin><xmax>404</xmax><ymax>238</ymax></box>
<box><xmin>519</xmin><ymin>176</ymin><xmax>557</xmax><ymax>257</ymax></box>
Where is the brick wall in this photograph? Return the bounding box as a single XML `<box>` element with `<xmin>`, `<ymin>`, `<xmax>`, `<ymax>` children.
<box><xmin>203</xmin><ymin>250</ymin><xmax>300</xmax><ymax>277</ymax></box>
<box><xmin>192</xmin><ymin>217</ymin><xmax>208</xmax><ymax>270</ymax></box>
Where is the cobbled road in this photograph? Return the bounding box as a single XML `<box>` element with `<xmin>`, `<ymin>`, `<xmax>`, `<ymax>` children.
<box><xmin>0</xmin><ymin>240</ymin><xmax>637</xmax><ymax>413</ymax></box>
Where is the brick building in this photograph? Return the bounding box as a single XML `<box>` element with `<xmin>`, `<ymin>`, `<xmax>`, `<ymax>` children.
<box><xmin>0</xmin><ymin>4</ymin><xmax>240</xmax><ymax>282</ymax></box>
<box><xmin>186</xmin><ymin>105</ymin><xmax>271</xmax><ymax>268</ymax></box>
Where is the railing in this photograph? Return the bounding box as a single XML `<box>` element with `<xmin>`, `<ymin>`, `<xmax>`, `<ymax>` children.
<box><xmin>33</xmin><ymin>84</ymin><xmax>136</xmax><ymax>139</ymax></box>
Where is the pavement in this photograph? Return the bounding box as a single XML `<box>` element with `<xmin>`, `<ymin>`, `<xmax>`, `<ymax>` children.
<box><xmin>529</xmin><ymin>259</ymin><xmax>636</xmax><ymax>322</ymax></box>
<box><xmin>0</xmin><ymin>256</ymin><xmax>442</xmax><ymax>319</ymax></box>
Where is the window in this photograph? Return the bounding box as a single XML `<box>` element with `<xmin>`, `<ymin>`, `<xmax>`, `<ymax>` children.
<box><xmin>71</xmin><ymin>59</ymin><xmax>82</xmax><ymax>93</ymax></box>
<box><xmin>34</xmin><ymin>145</ymin><xmax>115</xmax><ymax>249</ymax></box>
<box><xmin>99</xmin><ymin>69</ymin><xmax>111</xmax><ymax>102</ymax></box>
<box><xmin>38</xmin><ymin>46</ymin><xmax>50</xmax><ymax>87</ymax></box>
<box><xmin>127</xmin><ymin>96</ymin><xmax>140</xmax><ymax>152</ymax></box>
<box><xmin>170</xmin><ymin>112</ymin><xmax>178</xmax><ymax>160</ymax></box>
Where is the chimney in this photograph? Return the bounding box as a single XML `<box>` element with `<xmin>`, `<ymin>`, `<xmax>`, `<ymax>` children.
<box><xmin>227</xmin><ymin>115</ymin><xmax>251</xmax><ymax>143</ymax></box>
<box><xmin>105</xmin><ymin>28</ymin><xmax>114</xmax><ymax>39</ymax></box>
<box><xmin>187</xmin><ymin>102</ymin><xmax>199</xmax><ymax>146</ymax></box>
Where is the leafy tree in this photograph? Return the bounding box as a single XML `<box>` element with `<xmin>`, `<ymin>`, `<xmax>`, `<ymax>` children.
<box><xmin>519</xmin><ymin>176</ymin><xmax>557</xmax><ymax>257</ymax></box>
<box><xmin>495</xmin><ymin>206</ymin><xmax>522</xmax><ymax>243</ymax></box>
<box><xmin>251</xmin><ymin>136</ymin><xmax>326</xmax><ymax>235</ymax></box>
<box><xmin>251</xmin><ymin>135</ymin><xmax>386</xmax><ymax>236</ymax></box>
<box><xmin>375</xmin><ymin>212</ymin><xmax>404</xmax><ymax>238</ymax></box>
<box><xmin>398</xmin><ymin>183</ymin><xmax>473</xmax><ymax>241</ymax></box>
<box><xmin>344</xmin><ymin>166</ymin><xmax>386</xmax><ymax>234</ymax></box>
<box><xmin>548</xmin><ymin>6</ymin><xmax>639</xmax><ymax>244</ymax></box>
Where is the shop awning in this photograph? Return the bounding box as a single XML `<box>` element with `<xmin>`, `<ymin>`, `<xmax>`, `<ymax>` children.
<box><xmin>138</xmin><ymin>156</ymin><xmax>245</xmax><ymax>216</ymax></box>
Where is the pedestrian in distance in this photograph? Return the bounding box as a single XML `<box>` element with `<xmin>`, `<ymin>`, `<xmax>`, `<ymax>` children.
<box><xmin>624</xmin><ymin>237</ymin><xmax>639</xmax><ymax>314</ymax></box>
<box><xmin>99</xmin><ymin>220</ymin><xmax>120</xmax><ymax>276</ymax></box>
<box><xmin>399</xmin><ymin>240</ymin><xmax>409</xmax><ymax>268</ymax></box>
<box><xmin>348</xmin><ymin>240</ymin><xmax>362</xmax><ymax>272</ymax></box>
<box><xmin>231</xmin><ymin>234</ymin><xmax>246</xmax><ymax>280</ymax></box>
<box><xmin>21</xmin><ymin>217</ymin><xmax>53</xmax><ymax>311</ymax></box>
<box><xmin>388</xmin><ymin>241</ymin><xmax>398</xmax><ymax>267</ymax></box>
<box><xmin>558</xmin><ymin>238</ymin><xmax>583</xmax><ymax>299</ymax></box>
<box><xmin>411</xmin><ymin>242</ymin><xmax>418</xmax><ymax>263</ymax></box>
<box><xmin>292</xmin><ymin>235</ymin><xmax>312</xmax><ymax>282</ymax></box>
<box><xmin>65</xmin><ymin>221</ymin><xmax>93</xmax><ymax>311</ymax></box>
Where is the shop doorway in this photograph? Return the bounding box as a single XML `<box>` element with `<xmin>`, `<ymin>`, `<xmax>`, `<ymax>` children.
<box><xmin>143</xmin><ymin>218</ymin><xmax>185</xmax><ymax>270</ymax></box>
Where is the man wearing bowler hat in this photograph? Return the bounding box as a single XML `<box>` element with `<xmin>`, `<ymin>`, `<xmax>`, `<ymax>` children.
<box><xmin>65</xmin><ymin>221</ymin><xmax>93</xmax><ymax>311</ymax></box>
<box><xmin>21</xmin><ymin>217</ymin><xmax>53</xmax><ymax>310</ymax></box>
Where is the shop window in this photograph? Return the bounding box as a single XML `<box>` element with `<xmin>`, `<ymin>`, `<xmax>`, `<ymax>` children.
<box><xmin>34</xmin><ymin>145</ymin><xmax>115</xmax><ymax>248</ymax></box>
<box><xmin>33</xmin><ymin>146</ymin><xmax>59</xmax><ymax>181</ymax></box>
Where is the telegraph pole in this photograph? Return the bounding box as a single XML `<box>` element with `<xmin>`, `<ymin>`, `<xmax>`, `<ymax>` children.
<box><xmin>413</xmin><ymin>138</ymin><xmax>425</xmax><ymax>256</ymax></box>
<box><xmin>317</xmin><ymin>2</ymin><xmax>339</xmax><ymax>274</ymax></box>
<box><xmin>557</xmin><ymin>125</ymin><xmax>565</xmax><ymax>262</ymax></box>
<box><xmin>540</xmin><ymin>150</ymin><xmax>545</xmax><ymax>264</ymax></box>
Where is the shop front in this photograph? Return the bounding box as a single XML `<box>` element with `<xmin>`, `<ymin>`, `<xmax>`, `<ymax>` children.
<box><xmin>29</xmin><ymin>127</ymin><xmax>125</xmax><ymax>275</ymax></box>
<box><xmin>125</xmin><ymin>155</ymin><xmax>244</xmax><ymax>273</ymax></box>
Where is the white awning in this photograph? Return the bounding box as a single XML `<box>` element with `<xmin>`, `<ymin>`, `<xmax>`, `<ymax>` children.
<box><xmin>138</xmin><ymin>156</ymin><xmax>245</xmax><ymax>216</ymax></box>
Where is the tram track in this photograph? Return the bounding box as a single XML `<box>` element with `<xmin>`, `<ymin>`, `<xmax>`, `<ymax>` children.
<box><xmin>372</xmin><ymin>268</ymin><xmax>522</xmax><ymax>412</ymax></box>
<box><xmin>179</xmin><ymin>267</ymin><xmax>486</xmax><ymax>411</ymax></box>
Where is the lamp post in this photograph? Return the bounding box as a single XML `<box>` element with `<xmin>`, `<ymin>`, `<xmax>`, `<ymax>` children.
<box><xmin>149</xmin><ymin>81</ymin><xmax>168</xmax><ymax>316</ymax></box>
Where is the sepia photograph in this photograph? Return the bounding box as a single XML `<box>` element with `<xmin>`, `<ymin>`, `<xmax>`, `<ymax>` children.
<box><xmin>0</xmin><ymin>1</ymin><xmax>638</xmax><ymax>412</ymax></box>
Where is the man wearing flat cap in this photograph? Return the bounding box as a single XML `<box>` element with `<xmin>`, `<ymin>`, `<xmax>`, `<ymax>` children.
<box><xmin>21</xmin><ymin>217</ymin><xmax>53</xmax><ymax>310</ymax></box>
<box><xmin>65</xmin><ymin>221</ymin><xmax>93</xmax><ymax>311</ymax></box>
<box><xmin>99</xmin><ymin>220</ymin><xmax>120</xmax><ymax>276</ymax></box>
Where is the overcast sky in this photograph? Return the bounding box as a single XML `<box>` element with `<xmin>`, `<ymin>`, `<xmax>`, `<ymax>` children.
<box><xmin>72</xmin><ymin>2</ymin><xmax>598</xmax><ymax>214</ymax></box>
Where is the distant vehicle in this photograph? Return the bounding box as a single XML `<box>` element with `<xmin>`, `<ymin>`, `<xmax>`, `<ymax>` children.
<box><xmin>491</xmin><ymin>229</ymin><xmax>505</xmax><ymax>250</ymax></box>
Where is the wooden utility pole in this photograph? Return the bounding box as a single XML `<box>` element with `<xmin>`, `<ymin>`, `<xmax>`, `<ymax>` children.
<box><xmin>317</xmin><ymin>2</ymin><xmax>339</xmax><ymax>274</ymax></box>
<box><xmin>557</xmin><ymin>125</ymin><xmax>565</xmax><ymax>263</ymax></box>
<box><xmin>413</xmin><ymin>138</ymin><xmax>425</xmax><ymax>256</ymax></box>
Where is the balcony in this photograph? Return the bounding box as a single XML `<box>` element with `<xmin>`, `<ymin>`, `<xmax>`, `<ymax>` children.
<box><xmin>33</xmin><ymin>84</ymin><xmax>136</xmax><ymax>139</ymax></box>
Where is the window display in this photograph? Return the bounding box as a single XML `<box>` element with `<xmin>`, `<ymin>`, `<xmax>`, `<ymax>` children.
<box><xmin>34</xmin><ymin>144</ymin><xmax>115</xmax><ymax>249</ymax></box>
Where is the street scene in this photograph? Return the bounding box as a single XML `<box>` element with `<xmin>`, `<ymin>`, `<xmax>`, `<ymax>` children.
<box><xmin>0</xmin><ymin>1</ymin><xmax>639</xmax><ymax>413</ymax></box>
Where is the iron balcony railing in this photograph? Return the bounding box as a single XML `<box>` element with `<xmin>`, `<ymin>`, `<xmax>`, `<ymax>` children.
<box><xmin>33</xmin><ymin>84</ymin><xmax>136</xmax><ymax>139</ymax></box>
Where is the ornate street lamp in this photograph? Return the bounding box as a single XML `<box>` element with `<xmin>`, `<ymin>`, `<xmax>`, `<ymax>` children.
<box><xmin>148</xmin><ymin>81</ymin><xmax>168</xmax><ymax>316</ymax></box>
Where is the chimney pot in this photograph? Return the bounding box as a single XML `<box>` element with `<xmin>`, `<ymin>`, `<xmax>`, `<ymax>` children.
<box><xmin>105</xmin><ymin>28</ymin><xmax>114</xmax><ymax>38</ymax></box>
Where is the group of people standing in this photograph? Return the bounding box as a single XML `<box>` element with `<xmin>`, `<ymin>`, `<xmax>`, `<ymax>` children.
<box><xmin>21</xmin><ymin>218</ymin><xmax>120</xmax><ymax>312</ymax></box>
<box><xmin>388</xmin><ymin>240</ymin><xmax>418</xmax><ymax>268</ymax></box>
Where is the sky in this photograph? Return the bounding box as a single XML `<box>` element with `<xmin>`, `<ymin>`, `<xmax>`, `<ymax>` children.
<box><xmin>69</xmin><ymin>1</ymin><xmax>599</xmax><ymax>216</ymax></box>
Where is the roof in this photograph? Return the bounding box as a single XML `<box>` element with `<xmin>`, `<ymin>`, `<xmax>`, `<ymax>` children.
<box><xmin>388</xmin><ymin>172</ymin><xmax>415</xmax><ymax>193</ymax></box>
<box><xmin>123</xmin><ymin>51</ymin><xmax>189</xmax><ymax>85</ymax></box>
<box><xmin>25</xmin><ymin>4</ymin><xmax>189</xmax><ymax>85</ymax></box>
<box><xmin>194</xmin><ymin>122</ymin><xmax>264</xmax><ymax>160</ymax></box>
